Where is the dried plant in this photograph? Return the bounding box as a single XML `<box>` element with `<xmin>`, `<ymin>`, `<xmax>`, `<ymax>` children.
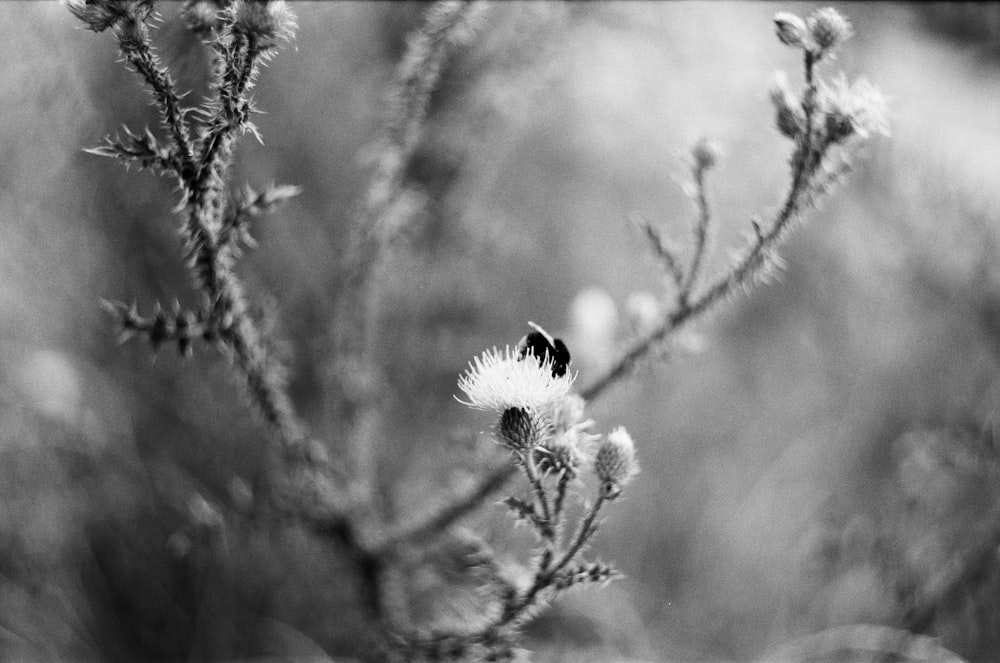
<box><xmin>69</xmin><ymin>1</ymin><xmax>888</xmax><ymax>660</ymax></box>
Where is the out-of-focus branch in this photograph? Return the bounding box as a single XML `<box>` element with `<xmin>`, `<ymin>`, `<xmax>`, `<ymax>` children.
<box><xmin>371</xmin><ymin>463</ymin><xmax>517</xmax><ymax>555</ymax></box>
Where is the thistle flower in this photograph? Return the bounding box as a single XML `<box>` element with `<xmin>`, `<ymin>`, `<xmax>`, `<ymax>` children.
<box><xmin>807</xmin><ymin>7</ymin><xmax>854</xmax><ymax>55</ymax></box>
<box><xmin>594</xmin><ymin>426</ymin><xmax>640</xmax><ymax>499</ymax></box>
<box><xmin>817</xmin><ymin>73</ymin><xmax>891</xmax><ymax>140</ymax></box>
<box><xmin>456</xmin><ymin>346</ymin><xmax>574</xmax><ymax>412</ymax></box>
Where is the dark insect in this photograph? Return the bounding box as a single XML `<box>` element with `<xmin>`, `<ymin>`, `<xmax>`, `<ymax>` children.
<box><xmin>517</xmin><ymin>321</ymin><xmax>571</xmax><ymax>377</ymax></box>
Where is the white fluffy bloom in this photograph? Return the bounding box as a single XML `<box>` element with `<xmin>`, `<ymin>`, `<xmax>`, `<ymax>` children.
<box><xmin>457</xmin><ymin>346</ymin><xmax>574</xmax><ymax>411</ymax></box>
<box><xmin>818</xmin><ymin>74</ymin><xmax>891</xmax><ymax>139</ymax></box>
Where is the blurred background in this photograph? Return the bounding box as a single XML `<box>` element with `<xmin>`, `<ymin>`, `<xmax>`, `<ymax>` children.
<box><xmin>2</xmin><ymin>1</ymin><xmax>1000</xmax><ymax>661</ymax></box>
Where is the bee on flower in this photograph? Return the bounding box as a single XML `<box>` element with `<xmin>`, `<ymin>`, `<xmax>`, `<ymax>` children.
<box><xmin>456</xmin><ymin>342</ymin><xmax>575</xmax><ymax>413</ymax></box>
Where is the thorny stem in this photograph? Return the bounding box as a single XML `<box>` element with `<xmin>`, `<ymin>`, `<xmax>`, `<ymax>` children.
<box><xmin>682</xmin><ymin>163</ymin><xmax>712</xmax><ymax>296</ymax></box>
<box><xmin>635</xmin><ymin>216</ymin><xmax>685</xmax><ymax>290</ymax></box>
<box><xmin>522</xmin><ymin>451</ymin><xmax>555</xmax><ymax>544</ymax></box>
<box><xmin>582</xmin><ymin>51</ymin><xmax>825</xmax><ymax>403</ymax></box>
<box><xmin>401</xmin><ymin>492</ymin><xmax>609</xmax><ymax>657</ymax></box>
<box><xmin>499</xmin><ymin>492</ymin><xmax>607</xmax><ymax>628</ymax></box>
<box><xmin>101</xmin><ymin>7</ymin><xmax>314</xmax><ymax>462</ymax></box>
<box><xmin>551</xmin><ymin>470</ymin><xmax>573</xmax><ymax>537</ymax></box>
<box><xmin>118</xmin><ymin>20</ymin><xmax>196</xmax><ymax>174</ymax></box>
<box><xmin>553</xmin><ymin>493</ymin><xmax>606</xmax><ymax>574</ymax></box>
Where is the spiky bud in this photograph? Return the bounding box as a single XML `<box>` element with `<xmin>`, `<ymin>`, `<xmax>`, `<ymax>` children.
<box><xmin>495</xmin><ymin>407</ymin><xmax>545</xmax><ymax>451</ymax></box>
<box><xmin>594</xmin><ymin>426</ymin><xmax>640</xmax><ymax>499</ymax></box>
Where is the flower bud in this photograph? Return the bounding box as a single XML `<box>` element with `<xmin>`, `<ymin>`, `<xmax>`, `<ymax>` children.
<box><xmin>495</xmin><ymin>406</ymin><xmax>545</xmax><ymax>451</ymax></box>
<box><xmin>807</xmin><ymin>7</ymin><xmax>853</xmax><ymax>54</ymax></box>
<box><xmin>594</xmin><ymin>426</ymin><xmax>639</xmax><ymax>499</ymax></box>
<box><xmin>691</xmin><ymin>137</ymin><xmax>720</xmax><ymax>171</ymax></box>
<box><xmin>773</xmin><ymin>12</ymin><xmax>808</xmax><ymax>48</ymax></box>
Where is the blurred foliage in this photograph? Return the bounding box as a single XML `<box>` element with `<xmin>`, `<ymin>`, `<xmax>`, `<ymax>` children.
<box><xmin>2</xmin><ymin>2</ymin><xmax>1000</xmax><ymax>662</ymax></box>
<box><xmin>915</xmin><ymin>2</ymin><xmax>1000</xmax><ymax>62</ymax></box>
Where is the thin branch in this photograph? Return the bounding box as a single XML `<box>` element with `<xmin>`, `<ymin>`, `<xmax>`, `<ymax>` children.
<box><xmin>582</xmin><ymin>54</ymin><xmax>826</xmax><ymax>403</ymax></box>
<box><xmin>520</xmin><ymin>451</ymin><xmax>555</xmax><ymax>544</ymax></box>
<box><xmin>682</xmin><ymin>159</ymin><xmax>713</xmax><ymax>294</ymax></box>
<box><xmin>372</xmin><ymin>463</ymin><xmax>517</xmax><ymax>555</ymax></box>
<box><xmin>329</xmin><ymin>0</ymin><xmax>483</xmax><ymax>503</ymax></box>
<box><xmin>631</xmin><ymin>212</ymin><xmax>685</xmax><ymax>289</ymax></box>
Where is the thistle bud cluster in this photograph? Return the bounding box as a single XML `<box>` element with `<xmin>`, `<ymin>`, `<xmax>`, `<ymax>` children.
<box><xmin>774</xmin><ymin>7</ymin><xmax>853</xmax><ymax>59</ymax></box>
<box><xmin>768</xmin><ymin>10</ymin><xmax>888</xmax><ymax>146</ymax></box>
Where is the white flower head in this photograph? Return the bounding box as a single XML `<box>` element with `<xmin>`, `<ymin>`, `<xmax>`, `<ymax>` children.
<box><xmin>457</xmin><ymin>345</ymin><xmax>575</xmax><ymax>412</ymax></box>
<box><xmin>818</xmin><ymin>73</ymin><xmax>891</xmax><ymax>140</ymax></box>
